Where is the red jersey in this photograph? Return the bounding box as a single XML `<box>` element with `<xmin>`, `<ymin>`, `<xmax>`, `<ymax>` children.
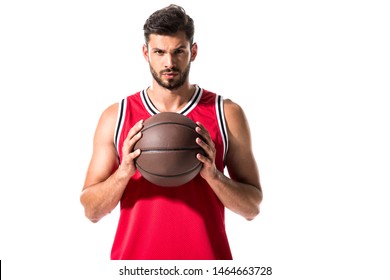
<box><xmin>112</xmin><ymin>85</ymin><xmax>232</xmax><ymax>260</ymax></box>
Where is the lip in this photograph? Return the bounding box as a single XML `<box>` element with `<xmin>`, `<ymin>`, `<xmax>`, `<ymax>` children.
<box><xmin>162</xmin><ymin>72</ymin><xmax>178</xmax><ymax>78</ymax></box>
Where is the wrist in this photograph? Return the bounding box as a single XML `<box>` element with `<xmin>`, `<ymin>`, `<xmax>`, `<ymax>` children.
<box><xmin>115</xmin><ymin>164</ymin><xmax>134</xmax><ymax>183</ymax></box>
<box><xmin>204</xmin><ymin>168</ymin><xmax>224</xmax><ymax>187</ymax></box>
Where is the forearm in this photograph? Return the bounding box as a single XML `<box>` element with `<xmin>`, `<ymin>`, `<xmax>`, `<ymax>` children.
<box><xmin>80</xmin><ymin>167</ymin><xmax>131</xmax><ymax>223</ymax></box>
<box><xmin>206</xmin><ymin>171</ymin><xmax>263</xmax><ymax>220</ymax></box>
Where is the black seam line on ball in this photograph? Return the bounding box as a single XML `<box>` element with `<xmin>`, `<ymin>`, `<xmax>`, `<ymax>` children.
<box><xmin>140</xmin><ymin>147</ymin><xmax>200</xmax><ymax>152</ymax></box>
<box><xmin>141</xmin><ymin>122</ymin><xmax>195</xmax><ymax>132</ymax></box>
<box><xmin>136</xmin><ymin>162</ymin><xmax>202</xmax><ymax>177</ymax></box>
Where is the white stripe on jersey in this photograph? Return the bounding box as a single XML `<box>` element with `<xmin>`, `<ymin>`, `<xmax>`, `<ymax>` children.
<box><xmin>114</xmin><ymin>98</ymin><xmax>127</xmax><ymax>156</ymax></box>
<box><xmin>216</xmin><ymin>95</ymin><xmax>228</xmax><ymax>164</ymax></box>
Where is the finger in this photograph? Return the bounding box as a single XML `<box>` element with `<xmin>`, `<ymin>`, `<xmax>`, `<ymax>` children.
<box><xmin>196</xmin><ymin>136</ymin><xmax>214</xmax><ymax>164</ymax></box>
<box><xmin>125</xmin><ymin>119</ymin><xmax>144</xmax><ymax>142</ymax></box>
<box><xmin>196</xmin><ymin>150</ymin><xmax>209</xmax><ymax>164</ymax></box>
<box><xmin>127</xmin><ymin>147</ymin><xmax>141</xmax><ymax>162</ymax></box>
<box><xmin>123</xmin><ymin>120</ymin><xmax>143</xmax><ymax>154</ymax></box>
<box><xmin>129</xmin><ymin>132</ymin><xmax>143</xmax><ymax>151</ymax></box>
<box><xmin>195</xmin><ymin>122</ymin><xmax>212</xmax><ymax>143</ymax></box>
<box><xmin>196</xmin><ymin>136</ymin><xmax>209</xmax><ymax>152</ymax></box>
<box><xmin>195</xmin><ymin>121</ymin><xmax>207</xmax><ymax>134</ymax></box>
<box><xmin>120</xmin><ymin>149</ymin><xmax>142</xmax><ymax>173</ymax></box>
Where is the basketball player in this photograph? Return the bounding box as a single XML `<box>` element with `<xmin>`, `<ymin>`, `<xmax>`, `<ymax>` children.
<box><xmin>80</xmin><ymin>4</ymin><xmax>263</xmax><ymax>260</ymax></box>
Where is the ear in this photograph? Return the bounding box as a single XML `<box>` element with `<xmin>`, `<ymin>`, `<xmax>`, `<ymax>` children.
<box><xmin>142</xmin><ymin>44</ymin><xmax>149</xmax><ymax>62</ymax></box>
<box><xmin>190</xmin><ymin>42</ymin><xmax>198</xmax><ymax>62</ymax></box>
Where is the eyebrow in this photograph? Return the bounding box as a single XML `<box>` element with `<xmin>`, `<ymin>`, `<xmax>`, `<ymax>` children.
<box><xmin>150</xmin><ymin>45</ymin><xmax>188</xmax><ymax>52</ymax></box>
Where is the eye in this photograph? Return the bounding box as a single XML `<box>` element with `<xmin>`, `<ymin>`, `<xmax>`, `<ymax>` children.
<box><xmin>174</xmin><ymin>49</ymin><xmax>184</xmax><ymax>55</ymax></box>
<box><xmin>154</xmin><ymin>50</ymin><xmax>164</xmax><ymax>55</ymax></box>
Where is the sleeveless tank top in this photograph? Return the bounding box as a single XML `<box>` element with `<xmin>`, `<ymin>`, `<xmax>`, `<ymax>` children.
<box><xmin>111</xmin><ymin>85</ymin><xmax>232</xmax><ymax>259</ymax></box>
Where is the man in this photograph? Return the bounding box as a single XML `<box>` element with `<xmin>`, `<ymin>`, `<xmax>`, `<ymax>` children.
<box><xmin>80</xmin><ymin>4</ymin><xmax>262</xmax><ymax>260</ymax></box>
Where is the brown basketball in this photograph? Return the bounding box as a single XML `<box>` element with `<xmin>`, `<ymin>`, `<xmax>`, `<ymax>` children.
<box><xmin>134</xmin><ymin>112</ymin><xmax>204</xmax><ymax>187</ymax></box>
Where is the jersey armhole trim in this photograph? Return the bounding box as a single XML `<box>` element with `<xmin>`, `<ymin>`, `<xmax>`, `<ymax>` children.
<box><xmin>114</xmin><ymin>98</ymin><xmax>126</xmax><ymax>157</ymax></box>
<box><xmin>216</xmin><ymin>95</ymin><xmax>228</xmax><ymax>165</ymax></box>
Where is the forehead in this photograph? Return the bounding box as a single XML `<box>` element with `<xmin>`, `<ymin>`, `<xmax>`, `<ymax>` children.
<box><xmin>147</xmin><ymin>31</ymin><xmax>190</xmax><ymax>49</ymax></box>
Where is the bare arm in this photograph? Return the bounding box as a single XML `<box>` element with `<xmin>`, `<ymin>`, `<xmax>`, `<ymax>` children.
<box><xmin>80</xmin><ymin>104</ymin><xmax>143</xmax><ymax>223</ymax></box>
<box><xmin>196</xmin><ymin>99</ymin><xmax>262</xmax><ymax>220</ymax></box>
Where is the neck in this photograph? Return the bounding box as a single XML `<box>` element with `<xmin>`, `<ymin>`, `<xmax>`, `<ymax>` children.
<box><xmin>147</xmin><ymin>82</ymin><xmax>195</xmax><ymax>112</ymax></box>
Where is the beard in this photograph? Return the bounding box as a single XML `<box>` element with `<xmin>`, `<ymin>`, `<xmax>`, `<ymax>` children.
<box><xmin>149</xmin><ymin>63</ymin><xmax>191</xmax><ymax>90</ymax></box>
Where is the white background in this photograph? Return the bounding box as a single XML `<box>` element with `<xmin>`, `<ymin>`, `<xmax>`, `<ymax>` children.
<box><xmin>1</xmin><ymin>0</ymin><xmax>389</xmax><ymax>279</ymax></box>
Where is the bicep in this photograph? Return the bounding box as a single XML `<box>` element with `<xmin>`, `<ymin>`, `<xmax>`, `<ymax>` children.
<box><xmin>83</xmin><ymin>104</ymin><xmax>119</xmax><ymax>189</ymax></box>
<box><xmin>224</xmin><ymin>100</ymin><xmax>261</xmax><ymax>189</ymax></box>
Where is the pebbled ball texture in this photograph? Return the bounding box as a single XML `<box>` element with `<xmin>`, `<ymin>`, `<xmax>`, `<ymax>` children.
<box><xmin>133</xmin><ymin>112</ymin><xmax>204</xmax><ymax>187</ymax></box>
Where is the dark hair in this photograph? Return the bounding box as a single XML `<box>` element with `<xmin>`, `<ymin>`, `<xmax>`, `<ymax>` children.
<box><xmin>143</xmin><ymin>4</ymin><xmax>194</xmax><ymax>44</ymax></box>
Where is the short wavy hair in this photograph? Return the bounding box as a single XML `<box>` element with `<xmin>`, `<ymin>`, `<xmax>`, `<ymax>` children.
<box><xmin>143</xmin><ymin>4</ymin><xmax>195</xmax><ymax>44</ymax></box>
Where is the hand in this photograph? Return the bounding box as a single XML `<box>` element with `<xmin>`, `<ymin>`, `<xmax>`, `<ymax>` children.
<box><xmin>195</xmin><ymin>122</ymin><xmax>219</xmax><ymax>181</ymax></box>
<box><xmin>119</xmin><ymin>119</ymin><xmax>143</xmax><ymax>177</ymax></box>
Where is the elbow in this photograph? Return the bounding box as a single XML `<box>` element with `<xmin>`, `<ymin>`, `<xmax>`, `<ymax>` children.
<box><xmin>246</xmin><ymin>192</ymin><xmax>262</xmax><ymax>221</ymax></box>
<box><xmin>245</xmin><ymin>206</ymin><xmax>260</xmax><ymax>221</ymax></box>
<box><xmin>83</xmin><ymin>205</ymin><xmax>102</xmax><ymax>223</ymax></box>
<box><xmin>83</xmin><ymin>207</ymin><xmax>103</xmax><ymax>223</ymax></box>
<box><xmin>245</xmin><ymin>192</ymin><xmax>262</xmax><ymax>221</ymax></box>
<box><xmin>80</xmin><ymin>191</ymin><xmax>102</xmax><ymax>223</ymax></box>
<box><xmin>87</xmin><ymin>215</ymin><xmax>101</xmax><ymax>223</ymax></box>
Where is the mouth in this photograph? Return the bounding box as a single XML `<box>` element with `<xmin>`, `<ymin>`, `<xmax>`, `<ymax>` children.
<box><xmin>162</xmin><ymin>72</ymin><xmax>178</xmax><ymax>79</ymax></box>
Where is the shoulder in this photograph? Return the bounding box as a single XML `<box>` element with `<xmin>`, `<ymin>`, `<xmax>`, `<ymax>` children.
<box><xmin>100</xmin><ymin>102</ymin><xmax>119</xmax><ymax>124</ymax></box>
<box><xmin>223</xmin><ymin>99</ymin><xmax>247</xmax><ymax>125</ymax></box>
<box><xmin>223</xmin><ymin>98</ymin><xmax>243</xmax><ymax>112</ymax></box>
<box><xmin>94</xmin><ymin>102</ymin><xmax>120</xmax><ymax>142</ymax></box>
<box><xmin>222</xmin><ymin>99</ymin><xmax>252</xmax><ymax>147</ymax></box>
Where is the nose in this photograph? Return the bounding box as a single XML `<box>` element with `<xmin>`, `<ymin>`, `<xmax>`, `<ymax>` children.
<box><xmin>164</xmin><ymin>53</ymin><xmax>175</xmax><ymax>69</ymax></box>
